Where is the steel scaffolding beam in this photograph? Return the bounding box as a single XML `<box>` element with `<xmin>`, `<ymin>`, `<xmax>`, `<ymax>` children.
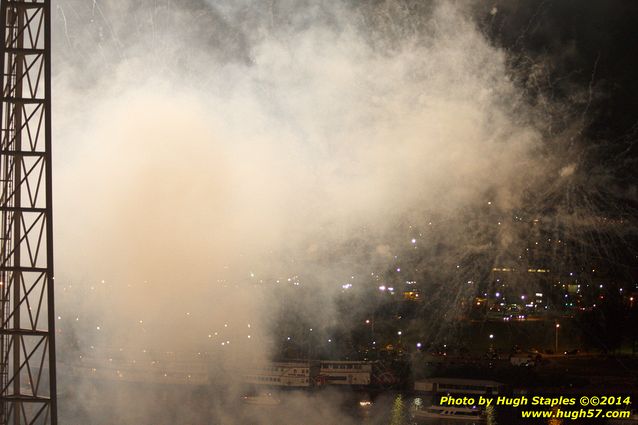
<box><xmin>0</xmin><ymin>0</ymin><xmax>56</xmax><ymax>424</ymax></box>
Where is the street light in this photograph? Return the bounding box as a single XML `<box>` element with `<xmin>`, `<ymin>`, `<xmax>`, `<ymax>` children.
<box><xmin>365</xmin><ymin>319</ymin><xmax>375</xmax><ymax>345</ymax></box>
<box><xmin>555</xmin><ymin>323</ymin><xmax>560</xmax><ymax>353</ymax></box>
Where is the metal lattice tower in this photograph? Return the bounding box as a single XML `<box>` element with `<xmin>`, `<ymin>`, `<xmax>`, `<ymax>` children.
<box><xmin>0</xmin><ymin>0</ymin><xmax>57</xmax><ymax>424</ymax></box>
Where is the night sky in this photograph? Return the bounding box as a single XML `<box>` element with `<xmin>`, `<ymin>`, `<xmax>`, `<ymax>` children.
<box><xmin>484</xmin><ymin>0</ymin><xmax>638</xmax><ymax>177</ymax></box>
<box><xmin>479</xmin><ymin>1</ymin><xmax>638</xmax><ymax>280</ymax></box>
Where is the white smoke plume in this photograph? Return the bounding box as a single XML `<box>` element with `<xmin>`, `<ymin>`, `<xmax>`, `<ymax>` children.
<box><xmin>49</xmin><ymin>0</ymin><xmax>616</xmax><ymax>423</ymax></box>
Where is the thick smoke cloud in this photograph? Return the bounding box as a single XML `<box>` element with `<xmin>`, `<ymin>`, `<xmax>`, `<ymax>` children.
<box><xmin>49</xmin><ymin>0</ymin><xmax>632</xmax><ymax>423</ymax></box>
<box><xmin>55</xmin><ymin>0</ymin><xmax>548</xmax><ymax>292</ymax></box>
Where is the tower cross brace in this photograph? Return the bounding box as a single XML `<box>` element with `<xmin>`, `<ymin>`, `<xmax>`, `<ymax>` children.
<box><xmin>0</xmin><ymin>1</ymin><xmax>57</xmax><ymax>424</ymax></box>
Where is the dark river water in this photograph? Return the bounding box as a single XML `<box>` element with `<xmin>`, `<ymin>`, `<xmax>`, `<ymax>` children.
<box><xmin>59</xmin><ymin>380</ymin><xmax>622</xmax><ymax>425</ymax></box>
